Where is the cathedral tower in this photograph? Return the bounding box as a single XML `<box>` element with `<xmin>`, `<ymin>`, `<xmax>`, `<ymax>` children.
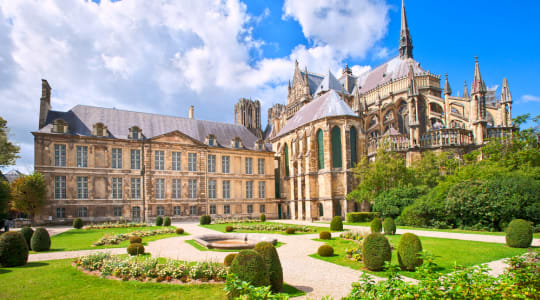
<box><xmin>234</xmin><ymin>98</ymin><xmax>263</xmax><ymax>138</ymax></box>
<box><xmin>399</xmin><ymin>0</ymin><xmax>413</xmax><ymax>59</ymax></box>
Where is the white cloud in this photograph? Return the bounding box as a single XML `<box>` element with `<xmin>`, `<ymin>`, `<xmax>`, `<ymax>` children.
<box><xmin>522</xmin><ymin>94</ymin><xmax>540</xmax><ymax>103</ymax></box>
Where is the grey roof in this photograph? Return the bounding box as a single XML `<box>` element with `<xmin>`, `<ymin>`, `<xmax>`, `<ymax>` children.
<box><xmin>300</xmin><ymin>71</ymin><xmax>324</xmax><ymax>96</ymax></box>
<box><xmin>4</xmin><ymin>169</ymin><xmax>24</xmax><ymax>183</ymax></box>
<box><xmin>274</xmin><ymin>90</ymin><xmax>356</xmax><ymax>139</ymax></box>
<box><xmin>39</xmin><ymin>105</ymin><xmax>269</xmax><ymax>151</ymax></box>
<box><xmin>355</xmin><ymin>56</ymin><xmax>425</xmax><ymax>94</ymax></box>
<box><xmin>314</xmin><ymin>70</ymin><xmax>345</xmax><ymax>95</ymax></box>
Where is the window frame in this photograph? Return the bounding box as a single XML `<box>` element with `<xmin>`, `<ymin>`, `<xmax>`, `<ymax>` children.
<box><xmin>257</xmin><ymin>158</ymin><xmax>265</xmax><ymax>174</ymax></box>
<box><xmin>172</xmin><ymin>151</ymin><xmax>181</xmax><ymax>171</ymax></box>
<box><xmin>131</xmin><ymin>177</ymin><xmax>141</xmax><ymax>199</ymax></box>
<box><xmin>222</xmin><ymin>156</ymin><xmax>230</xmax><ymax>173</ymax></box>
<box><xmin>245</xmin><ymin>157</ymin><xmax>253</xmax><ymax>174</ymax></box>
<box><xmin>155</xmin><ymin>178</ymin><xmax>165</xmax><ymax>199</ymax></box>
<box><xmin>222</xmin><ymin>180</ymin><xmax>230</xmax><ymax>199</ymax></box>
<box><xmin>112</xmin><ymin>148</ymin><xmax>122</xmax><ymax>169</ymax></box>
<box><xmin>208</xmin><ymin>154</ymin><xmax>216</xmax><ymax>173</ymax></box>
<box><xmin>258</xmin><ymin>181</ymin><xmax>265</xmax><ymax>199</ymax></box>
<box><xmin>54</xmin><ymin>176</ymin><xmax>66</xmax><ymax>199</ymax></box>
<box><xmin>76</xmin><ymin>176</ymin><xmax>88</xmax><ymax>199</ymax></box>
<box><xmin>188</xmin><ymin>153</ymin><xmax>197</xmax><ymax>172</ymax></box>
<box><xmin>172</xmin><ymin>179</ymin><xmax>181</xmax><ymax>199</ymax></box>
<box><xmin>76</xmin><ymin>146</ymin><xmax>88</xmax><ymax>168</ymax></box>
<box><xmin>112</xmin><ymin>177</ymin><xmax>123</xmax><ymax>199</ymax></box>
<box><xmin>155</xmin><ymin>150</ymin><xmax>165</xmax><ymax>170</ymax></box>
<box><xmin>56</xmin><ymin>207</ymin><xmax>66</xmax><ymax>218</ymax></box>
<box><xmin>246</xmin><ymin>181</ymin><xmax>253</xmax><ymax>199</ymax></box>
<box><xmin>208</xmin><ymin>179</ymin><xmax>217</xmax><ymax>199</ymax></box>
<box><xmin>188</xmin><ymin>179</ymin><xmax>197</xmax><ymax>199</ymax></box>
<box><xmin>54</xmin><ymin>144</ymin><xmax>66</xmax><ymax>167</ymax></box>
<box><xmin>131</xmin><ymin>149</ymin><xmax>141</xmax><ymax>170</ymax></box>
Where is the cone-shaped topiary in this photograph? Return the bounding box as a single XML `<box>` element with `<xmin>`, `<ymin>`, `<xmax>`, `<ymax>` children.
<box><xmin>260</xmin><ymin>214</ymin><xmax>266</xmax><ymax>222</ymax></box>
<box><xmin>330</xmin><ymin>216</ymin><xmax>343</xmax><ymax>231</ymax></box>
<box><xmin>30</xmin><ymin>227</ymin><xmax>51</xmax><ymax>252</ymax></box>
<box><xmin>129</xmin><ymin>236</ymin><xmax>142</xmax><ymax>244</ymax></box>
<box><xmin>155</xmin><ymin>216</ymin><xmax>163</xmax><ymax>226</ymax></box>
<box><xmin>73</xmin><ymin>218</ymin><xmax>83</xmax><ymax>229</ymax></box>
<box><xmin>127</xmin><ymin>243</ymin><xmax>145</xmax><ymax>255</ymax></box>
<box><xmin>224</xmin><ymin>253</ymin><xmax>237</xmax><ymax>266</ymax></box>
<box><xmin>19</xmin><ymin>226</ymin><xmax>34</xmax><ymax>250</ymax></box>
<box><xmin>370</xmin><ymin>217</ymin><xmax>382</xmax><ymax>233</ymax></box>
<box><xmin>163</xmin><ymin>216</ymin><xmax>171</xmax><ymax>226</ymax></box>
<box><xmin>229</xmin><ymin>250</ymin><xmax>270</xmax><ymax>287</ymax></box>
<box><xmin>200</xmin><ymin>215</ymin><xmax>211</xmax><ymax>225</ymax></box>
<box><xmin>506</xmin><ymin>219</ymin><xmax>533</xmax><ymax>248</ymax></box>
<box><xmin>0</xmin><ymin>232</ymin><xmax>29</xmax><ymax>267</ymax></box>
<box><xmin>317</xmin><ymin>245</ymin><xmax>334</xmax><ymax>257</ymax></box>
<box><xmin>362</xmin><ymin>233</ymin><xmax>391</xmax><ymax>271</ymax></box>
<box><xmin>383</xmin><ymin>218</ymin><xmax>396</xmax><ymax>235</ymax></box>
<box><xmin>397</xmin><ymin>233</ymin><xmax>423</xmax><ymax>271</ymax></box>
<box><xmin>319</xmin><ymin>231</ymin><xmax>331</xmax><ymax>240</ymax></box>
<box><xmin>176</xmin><ymin>227</ymin><xmax>184</xmax><ymax>235</ymax></box>
<box><xmin>254</xmin><ymin>241</ymin><xmax>283</xmax><ymax>292</ymax></box>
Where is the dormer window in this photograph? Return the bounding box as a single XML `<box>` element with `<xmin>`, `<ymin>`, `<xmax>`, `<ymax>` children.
<box><xmin>129</xmin><ymin>126</ymin><xmax>142</xmax><ymax>140</ymax></box>
<box><xmin>207</xmin><ymin>134</ymin><xmax>216</xmax><ymax>146</ymax></box>
<box><xmin>232</xmin><ymin>137</ymin><xmax>242</xmax><ymax>149</ymax></box>
<box><xmin>52</xmin><ymin>119</ymin><xmax>68</xmax><ymax>133</ymax></box>
<box><xmin>92</xmin><ymin>122</ymin><xmax>107</xmax><ymax>137</ymax></box>
<box><xmin>256</xmin><ymin>140</ymin><xmax>264</xmax><ymax>150</ymax></box>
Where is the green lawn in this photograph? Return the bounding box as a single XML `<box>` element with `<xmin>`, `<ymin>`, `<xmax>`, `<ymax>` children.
<box><xmin>185</xmin><ymin>240</ymin><xmax>285</xmax><ymax>252</ymax></box>
<box><xmin>32</xmin><ymin>226</ymin><xmax>185</xmax><ymax>253</ymax></box>
<box><xmin>202</xmin><ymin>222</ymin><xmax>339</xmax><ymax>235</ymax></box>
<box><xmin>310</xmin><ymin>236</ymin><xmax>529</xmax><ymax>279</ymax></box>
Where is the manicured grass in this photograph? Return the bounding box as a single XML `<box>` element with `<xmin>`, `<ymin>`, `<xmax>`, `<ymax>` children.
<box><xmin>201</xmin><ymin>222</ymin><xmax>340</xmax><ymax>235</ymax></box>
<box><xmin>185</xmin><ymin>239</ymin><xmax>285</xmax><ymax>252</ymax></box>
<box><xmin>310</xmin><ymin>236</ymin><xmax>529</xmax><ymax>279</ymax></box>
<box><xmin>31</xmin><ymin>226</ymin><xmax>185</xmax><ymax>253</ymax></box>
<box><xmin>279</xmin><ymin>283</ymin><xmax>306</xmax><ymax>298</ymax></box>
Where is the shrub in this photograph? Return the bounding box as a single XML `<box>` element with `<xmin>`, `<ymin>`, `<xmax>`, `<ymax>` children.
<box><xmin>225</xmin><ymin>226</ymin><xmax>234</xmax><ymax>232</ymax></box>
<box><xmin>129</xmin><ymin>236</ymin><xmax>142</xmax><ymax>244</ymax></box>
<box><xmin>260</xmin><ymin>214</ymin><xmax>266</xmax><ymax>222</ymax></box>
<box><xmin>73</xmin><ymin>218</ymin><xmax>83</xmax><ymax>229</ymax></box>
<box><xmin>373</xmin><ymin>186</ymin><xmax>427</xmax><ymax>219</ymax></box>
<box><xmin>383</xmin><ymin>217</ymin><xmax>396</xmax><ymax>235</ymax></box>
<box><xmin>163</xmin><ymin>216</ymin><xmax>171</xmax><ymax>226</ymax></box>
<box><xmin>200</xmin><ymin>215</ymin><xmax>211</xmax><ymax>225</ymax></box>
<box><xmin>229</xmin><ymin>250</ymin><xmax>270</xmax><ymax>287</ymax></box>
<box><xmin>0</xmin><ymin>232</ymin><xmax>28</xmax><ymax>267</ymax></box>
<box><xmin>254</xmin><ymin>241</ymin><xmax>283</xmax><ymax>292</ymax></box>
<box><xmin>127</xmin><ymin>243</ymin><xmax>145</xmax><ymax>255</ymax></box>
<box><xmin>397</xmin><ymin>233</ymin><xmax>423</xmax><ymax>271</ymax></box>
<box><xmin>224</xmin><ymin>253</ymin><xmax>237</xmax><ymax>267</ymax></box>
<box><xmin>319</xmin><ymin>231</ymin><xmax>331</xmax><ymax>240</ymax></box>
<box><xmin>30</xmin><ymin>227</ymin><xmax>51</xmax><ymax>252</ymax></box>
<box><xmin>346</xmin><ymin>212</ymin><xmax>380</xmax><ymax>223</ymax></box>
<box><xmin>362</xmin><ymin>233</ymin><xmax>391</xmax><ymax>271</ymax></box>
<box><xmin>317</xmin><ymin>245</ymin><xmax>334</xmax><ymax>257</ymax></box>
<box><xmin>19</xmin><ymin>226</ymin><xmax>34</xmax><ymax>250</ymax></box>
<box><xmin>285</xmin><ymin>227</ymin><xmax>295</xmax><ymax>234</ymax></box>
<box><xmin>506</xmin><ymin>219</ymin><xmax>533</xmax><ymax>248</ymax></box>
<box><xmin>176</xmin><ymin>227</ymin><xmax>184</xmax><ymax>235</ymax></box>
<box><xmin>370</xmin><ymin>217</ymin><xmax>382</xmax><ymax>233</ymax></box>
<box><xmin>155</xmin><ymin>216</ymin><xmax>163</xmax><ymax>226</ymax></box>
<box><xmin>330</xmin><ymin>216</ymin><xmax>343</xmax><ymax>231</ymax></box>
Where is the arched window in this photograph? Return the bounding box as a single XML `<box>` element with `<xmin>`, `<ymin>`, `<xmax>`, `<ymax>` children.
<box><xmin>398</xmin><ymin>104</ymin><xmax>409</xmax><ymax>134</ymax></box>
<box><xmin>350</xmin><ymin>126</ymin><xmax>357</xmax><ymax>166</ymax></box>
<box><xmin>331</xmin><ymin>126</ymin><xmax>342</xmax><ymax>168</ymax></box>
<box><xmin>284</xmin><ymin>144</ymin><xmax>289</xmax><ymax>177</ymax></box>
<box><xmin>317</xmin><ymin>129</ymin><xmax>324</xmax><ymax>169</ymax></box>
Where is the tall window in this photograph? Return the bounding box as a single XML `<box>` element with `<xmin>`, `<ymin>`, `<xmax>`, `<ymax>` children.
<box><xmin>222</xmin><ymin>180</ymin><xmax>230</xmax><ymax>199</ymax></box>
<box><xmin>132</xmin><ymin>206</ymin><xmax>141</xmax><ymax>218</ymax></box>
<box><xmin>247</xmin><ymin>204</ymin><xmax>253</xmax><ymax>214</ymax></box>
<box><xmin>258</xmin><ymin>181</ymin><xmax>265</xmax><ymax>198</ymax></box>
<box><xmin>208</xmin><ymin>180</ymin><xmax>216</xmax><ymax>199</ymax></box>
<box><xmin>112</xmin><ymin>177</ymin><xmax>122</xmax><ymax>199</ymax></box>
<box><xmin>284</xmin><ymin>144</ymin><xmax>289</xmax><ymax>176</ymax></box>
<box><xmin>172</xmin><ymin>179</ymin><xmax>181</xmax><ymax>199</ymax></box>
<box><xmin>234</xmin><ymin>139</ymin><xmax>240</xmax><ymax>148</ymax></box>
<box><xmin>210</xmin><ymin>204</ymin><xmax>216</xmax><ymax>214</ymax></box>
<box><xmin>331</xmin><ymin>126</ymin><xmax>342</xmax><ymax>168</ymax></box>
<box><xmin>258</xmin><ymin>158</ymin><xmax>265</xmax><ymax>174</ymax></box>
<box><xmin>246</xmin><ymin>181</ymin><xmax>253</xmax><ymax>199</ymax></box>
<box><xmin>113</xmin><ymin>207</ymin><xmax>122</xmax><ymax>217</ymax></box>
<box><xmin>190</xmin><ymin>205</ymin><xmax>197</xmax><ymax>215</ymax></box>
<box><xmin>350</xmin><ymin>126</ymin><xmax>358</xmax><ymax>166</ymax></box>
<box><xmin>208</xmin><ymin>135</ymin><xmax>215</xmax><ymax>146</ymax></box>
<box><xmin>76</xmin><ymin>146</ymin><xmax>88</xmax><ymax>168</ymax></box>
<box><xmin>188</xmin><ymin>153</ymin><xmax>197</xmax><ymax>171</ymax></box>
<box><xmin>155</xmin><ymin>150</ymin><xmax>164</xmax><ymax>170</ymax></box>
<box><xmin>188</xmin><ymin>179</ymin><xmax>197</xmax><ymax>198</ymax></box>
<box><xmin>131</xmin><ymin>178</ymin><xmax>141</xmax><ymax>199</ymax></box>
<box><xmin>224</xmin><ymin>204</ymin><xmax>230</xmax><ymax>214</ymax></box>
<box><xmin>112</xmin><ymin>148</ymin><xmax>122</xmax><ymax>169</ymax></box>
<box><xmin>77</xmin><ymin>207</ymin><xmax>88</xmax><ymax>217</ymax></box>
<box><xmin>208</xmin><ymin>155</ymin><xmax>216</xmax><ymax>173</ymax></box>
<box><xmin>156</xmin><ymin>206</ymin><xmax>164</xmax><ymax>216</ymax></box>
<box><xmin>174</xmin><ymin>206</ymin><xmax>181</xmax><ymax>216</ymax></box>
<box><xmin>56</xmin><ymin>207</ymin><xmax>65</xmax><ymax>218</ymax></box>
<box><xmin>172</xmin><ymin>152</ymin><xmax>181</xmax><ymax>171</ymax></box>
<box><xmin>245</xmin><ymin>158</ymin><xmax>253</xmax><ymax>174</ymax></box>
<box><xmin>155</xmin><ymin>178</ymin><xmax>165</xmax><ymax>199</ymax></box>
<box><xmin>77</xmin><ymin>177</ymin><xmax>88</xmax><ymax>199</ymax></box>
<box><xmin>54</xmin><ymin>176</ymin><xmax>66</xmax><ymax>199</ymax></box>
<box><xmin>131</xmin><ymin>149</ymin><xmax>140</xmax><ymax>169</ymax></box>
<box><xmin>222</xmin><ymin>156</ymin><xmax>230</xmax><ymax>173</ymax></box>
<box><xmin>54</xmin><ymin>144</ymin><xmax>66</xmax><ymax>167</ymax></box>
<box><xmin>260</xmin><ymin>204</ymin><xmax>265</xmax><ymax>213</ymax></box>
<box><xmin>317</xmin><ymin>129</ymin><xmax>324</xmax><ymax>169</ymax></box>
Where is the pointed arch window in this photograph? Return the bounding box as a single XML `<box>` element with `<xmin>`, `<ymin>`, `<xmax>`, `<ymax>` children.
<box><xmin>350</xmin><ymin>126</ymin><xmax>357</xmax><ymax>166</ymax></box>
<box><xmin>331</xmin><ymin>126</ymin><xmax>342</xmax><ymax>168</ymax></box>
<box><xmin>317</xmin><ymin>129</ymin><xmax>324</xmax><ymax>169</ymax></box>
<box><xmin>284</xmin><ymin>144</ymin><xmax>289</xmax><ymax>177</ymax></box>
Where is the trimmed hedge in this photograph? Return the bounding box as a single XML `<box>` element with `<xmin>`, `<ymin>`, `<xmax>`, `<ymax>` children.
<box><xmin>319</xmin><ymin>231</ymin><xmax>331</xmax><ymax>240</ymax></box>
<box><xmin>176</xmin><ymin>227</ymin><xmax>184</xmax><ymax>235</ymax></box>
<box><xmin>254</xmin><ymin>241</ymin><xmax>283</xmax><ymax>292</ymax></box>
<box><xmin>30</xmin><ymin>227</ymin><xmax>51</xmax><ymax>252</ymax></box>
<box><xmin>370</xmin><ymin>217</ymin><xmax>382</xmax><ymax>233</ymax></box>
<box><xmin>155</xmin><ymin>216</ymin><xmax>163</xmax><ymax>226</ymax></box>
<box><xmin>163</xmin><ymin>216</ymin><xmax>171</xmax><ymax>226</ymax></box>
<box><xmin>127</xmin><ymin>243</ymin><xmax>145</xmax><ymax>255</ymax></box>
<box><xmin>397</xmin><ymin>233</ymin><xmax>423</xmax><ymax>271</ymax></box>
<box><xmin>224</xmin><ymin>253</ymin><xmax>237</xmax><ymax>267</ymax></box>
<box><xmin>506</xmin><ymin>219</ymin><xmax>533</xmax><ymax>248</ymax></box>
<box><xmin>362</xmin><ymin>233</ymin><xmax>391</xmax><ymax>271</ymax></box>
<box><xmin>346</xmin><ymin>212</ymin><xmax>380</xmax><ymax>223</ymax></box>
<box><xmin>229</xmin><ymin>250</ymin><xmax>270</xmax><ymax>287</ymax></box>
<box><xmin>73</xmin><ymin>218</ymin><xmax>83</xmax><ymax>229</ymax></box>
<box><xmin>129</xmin><ymin>236</ymin><xmax>142</xmax><ymax>244</ymax></box>
<box><xmin>260</xmin><ymin>214</ymin><xmax>266</xmax><ymax>222</ymax></box>
<box><xmin>200</xmin><ymin>215</ymin><xmax>211</xmax><ymax>225</ymax></box>
<box><xmin>285</xmin><ymin>227</ymin><xmax>295</xmax><ymax>234</ymax></box>
<box><xmin>330</xmin><ymin>216</ymin><xmax>343</xmax><ymax>231</ymax></box>
<box><xmin>19</xmin><ymin>226</ymin><xmax>34</xmax><ymax>250</ymax></box>
<box><xmin>0</xmin><ymin>232</ymin><xmax>28</xmax><ymax>267</ymax></box>
<box><xmin>317</xmin><ymin>245</ymin><xmax>334</xmax><ymax>257</ymax></box>
<box><xmin>383</xmin><ymin>218</ymin><xmax>396</xmax><ymax>235</ymax></box>
<box><xmin>226</xmin><ymin>226</ymin><xmax>234</xmax><ymax>232</ymax></box>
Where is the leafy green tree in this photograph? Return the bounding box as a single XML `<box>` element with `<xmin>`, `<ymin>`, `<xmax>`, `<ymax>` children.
<box><xmin>0</xmin><ymin>117</ymin><xmax>20</xmax><ymax>166</ymax></box>
<box><xmin>11</xmin><ymin>172</ymin><xmax>47</xmax><ymax>224</ymax></box>
<box><xmin>373</xmin><ymin>186</ymin><xmax>428</xmax><ymax>219</ymax></box>
<box><xmin>0</xmin><ymin>180</ymin><xmax>10</xmax><ymax>220</ymax></box>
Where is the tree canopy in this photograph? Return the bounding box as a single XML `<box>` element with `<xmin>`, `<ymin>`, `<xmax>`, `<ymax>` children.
<box><xmin>11</xmin><ymin>172</ymin><xmax>47</xmax><ymax>223</ymax></box>
<box><xmin>0</xmin><ymin>116</ymin><xmax>21</xmax><ymax>166</ymax></box>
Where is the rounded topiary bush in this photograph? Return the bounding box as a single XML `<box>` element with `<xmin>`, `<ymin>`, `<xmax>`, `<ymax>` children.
<box><xmin>285</xmin><ymin>227</ymin><xmax>295</xmax><ymax>234</ymax></box>
<box><xmin>176</xmin><ymin>227</ymin><xmax>184</xmax><ymax>235</ymax></box>
<box><xmin>30</xmin><ymin>227</ymin><xmax>51</xmax><ymax>252</ymax></box>
<box><xmin>317</xmin><ymin>245</ymin><xmax>334</xmax><ymax>257</ymax></box>
<box><xmin>319</xmin><ymin>231</ymin><xmax>331</xmax><ymax>240</ymax></box>
<box><xmin>254</xmin><ymin>241</ymin><xmax>283</xmax><ymax>292</ymax></box>
<box><xmin>362</xmin><ymin>233</ymin><xmax>391</xmax><ymax>271</ymax></box>
<box><xmin>200</xmin><ymin>215</ymin><xmax>211</xmax><ymax>225</ymax></box>
<box><xmin>129</xmin><ymin>236</ymin><xmax>142</xmax><ymax>244</ymax></box>
<box><xmin>370</xmin><ymin>217</ymin><xmax>382</xmax><ymax>233</ymax></box>
<box><xmin>260</xmin><ymin>214</ymin><xmax>266</xmax><ymax>222</ymax></box>
<box><xmin>397</xmin><ymin>233</ymin><xmax>423</xmax><ymax>271</ymax></box>
<box><xmin>506</xmin><ymin>219</ymin><xmax>533</xmax><ymax>248</ymax></box>
<box><xmin>330</xmin><ymin>216</ymin><xmax>343</xmax><ymax>231</ymax></box>
<box><xmin>225</xmin><ymin>226</ymin><xmax>234</xmax><ymax>232</ymax></box>
<box><xmin>155</xmin><ymin>216</ymin><xmax>163</xmax><ymax>226</ymax></box>
<box><xmin>73</xmin><ymin>218</ymin><xmax>83</xmax><ymax>229</ymax></box>
<box><xmin>224</xmin><ymin>253</ymin><xmax>237</xmax><ymax>266</ymax></box>
<box><xmin>163</xmin><ymin>216</ymin><xmax>171</xmax><ymax>226</ymax></box>
<box><xmin>383</xmin><ymin>217</ymin><xmax>396</xmax><ymax>235</ymax></box>
<box><xmin>0</xmin><ymin>232</ymin><xmax>29</xmax><ymax>267</ymax></box>
<box><xmin>127</xmin><ymin>243</ymin><xmax>145</xmax><ymax>256</ymax></box>
<box><xmin>229</xmin><ymin>250</ymin><xmax>270</xmax><ymax>287</ymax></box>
<box><xmin>20</xmin><ymin>226</ymin><xmax>34</xmax><ymax>250</ymax></box>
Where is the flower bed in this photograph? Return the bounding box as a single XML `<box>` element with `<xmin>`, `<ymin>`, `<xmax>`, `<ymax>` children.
<box><xmin>93</xmin><ymin>228</ymin><xmax>175</xmax><ymax>246</ymax></box>
<box><xmin>214</xmin><ymin>218</ymin><xmax>261</xmax><ymax>224</ymax></box>
<box><xmin>84</xmin><ymin>222</ymin><xmax>150</xmax><ymax>230</ymax></box>
<box><xmin>233</xmin><ymin>223</ymin><xmax>313</xmax><ymax>233</ymax></box>
<box><xmin>74</xmin><ymin>253</ymin><xmax>227</xmax><ymax>283</ymax></box>
<box><xmin>340</xmin><ymin>230</ymin><xmax>368</xmax><ymax>241</ymax></box>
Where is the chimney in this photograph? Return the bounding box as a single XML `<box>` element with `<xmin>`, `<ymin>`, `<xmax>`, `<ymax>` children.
<box><xmin>39</xmin><ymin>79</ymin><xmax>52</xmax><ymax>129</ymax></box>
<box><xmin>188</xmin><ymin>105</ymin><xmax>194</xmax><ymax>119</ymax></box>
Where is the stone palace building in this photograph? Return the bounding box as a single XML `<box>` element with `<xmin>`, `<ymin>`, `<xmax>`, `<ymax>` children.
<box><xmin>33</xmin><ymin>1</ymin><xmax>514</xmax><ymax>224</ymax></box>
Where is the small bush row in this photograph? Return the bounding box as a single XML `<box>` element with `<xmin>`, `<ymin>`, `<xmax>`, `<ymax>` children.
<box><xmin>346</xmin><ymin>212</ymin><xmax>380</xmax><ymax>223</ymax></box>
<box><xmin>0</xmin><ymin>227</ymin><xmax>52</xmax><ymax>267</ymax></box>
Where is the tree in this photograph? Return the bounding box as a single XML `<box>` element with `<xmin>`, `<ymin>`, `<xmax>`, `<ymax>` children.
<box><xmin>0</xmin><ymin>180</ymin><xmax>10</xmax><ymax>220</ymax></box>
<box><xmin>0</xmin><ymin>116</ymin><xmax>20</xmax><ymax>166</ymax></box>
<box><xmin>11</xmin><ymin>172</ymin><xmax>47</xmax><ymax>224</ymax></box>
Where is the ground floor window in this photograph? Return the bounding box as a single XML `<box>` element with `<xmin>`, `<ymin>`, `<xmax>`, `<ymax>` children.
<box><xmin>224</xmin><ymin>205</ymin><xmax>230</xmax><ymax>214</ymax></box>
<box><xmin>319</xmin><ymin>203</ymin><xmax>324</xmax><ymax>217</ymax></box>
<box><xmin>113</xmin><ymin>207</ymin><xmax>122</xmax><ymax>217</ymax></box>
<box><xmin>260</xmin><ymin>204</ymin><xmax>265</xmax><ymax>213</ymax></box>
<box><xmin>77</xmin><ymin>207</ymin><xmax>88</xmax><ymax>217</ymax></box>
<box><xmin>56</xmin><ymin>207</ymin><xmax>65</xmax><ymax>218</ymax></box>
<box><xmin>210</xmin><ymin>204</ymin><xmax>216</xmax><ymax>214</ymax></box>
<box><xmin>247</xmin><ymin>204</ymin><xmax>253</xmax><ymax>214</ymax></box>
<box><xmin>190</xmin><ymin>205</ymin><xmax>197</xmax><ymax>215</ymax></box>
<box><xmin>157</xmin><ymin>206</ymin><xmax>164</xmax><ymax>216</ymax></box>
<box><xmin>174</xmin><ymin>206</ymin><xmax>181</xmax><ymax>216</ymax></box>
<box><xmin>132</xmin><ymin>206</ymin><xmax>141</xmax><ymax>218</ymax></box>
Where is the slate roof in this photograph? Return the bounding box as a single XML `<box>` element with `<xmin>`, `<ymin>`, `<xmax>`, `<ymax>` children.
<box><xmin>314</xmin><ymin>70</ymin><xmax>345</xmax><ymax>95</ymax></box>
<box><xmin>4</xmin><ymin>170</ymin><xmax>24</xmax><ymax>183</ymax></box>
<box><xmin>38</xmin><ymin>105</ymin><xmax>269</xmax><ymax>151</ymax></box>
<box><xmin>273</xmin><ymin>90</ymin><xmax>356</xmax><ymax>139</ymax></box>
<box><xmin>300</xmin><ymin>71</ymin><xmax>324</xmax><ymax>96</ymax></box>
<box><xmin>356</xmin><ymin>56</ymin><xmax>425</xmax><ymax>94</ymax></box>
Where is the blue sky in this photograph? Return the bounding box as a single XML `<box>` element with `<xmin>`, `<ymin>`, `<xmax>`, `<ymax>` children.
<box><xmin>1</xmin><ymin>0</ymin><xmax>539</xmax><ymax>173</ymax></box>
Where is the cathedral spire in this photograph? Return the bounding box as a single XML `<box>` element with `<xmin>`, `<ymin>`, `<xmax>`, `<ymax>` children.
<box><xmin>463</xmin><ymin>81</ymin><xmax>469</xmax><ymax>98</ymax></box>
<box><xmin>399</xmin><ymin>0</ymin><xmax>413</xmax><ymax>59</ymax></box>
<box><xmin>471</xmin><ymin>56</ymin><xmax>486</xmax><ymax>94</ymax></box>
<box><xmin>501</xmin><ymin>78</ymin><xmax>512</xmax><ymax>103</ymax></box>
<box><xmin>443</xmin><ymin>73</ymin><xmax>452</xmax><ymax>96</ymax></box>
